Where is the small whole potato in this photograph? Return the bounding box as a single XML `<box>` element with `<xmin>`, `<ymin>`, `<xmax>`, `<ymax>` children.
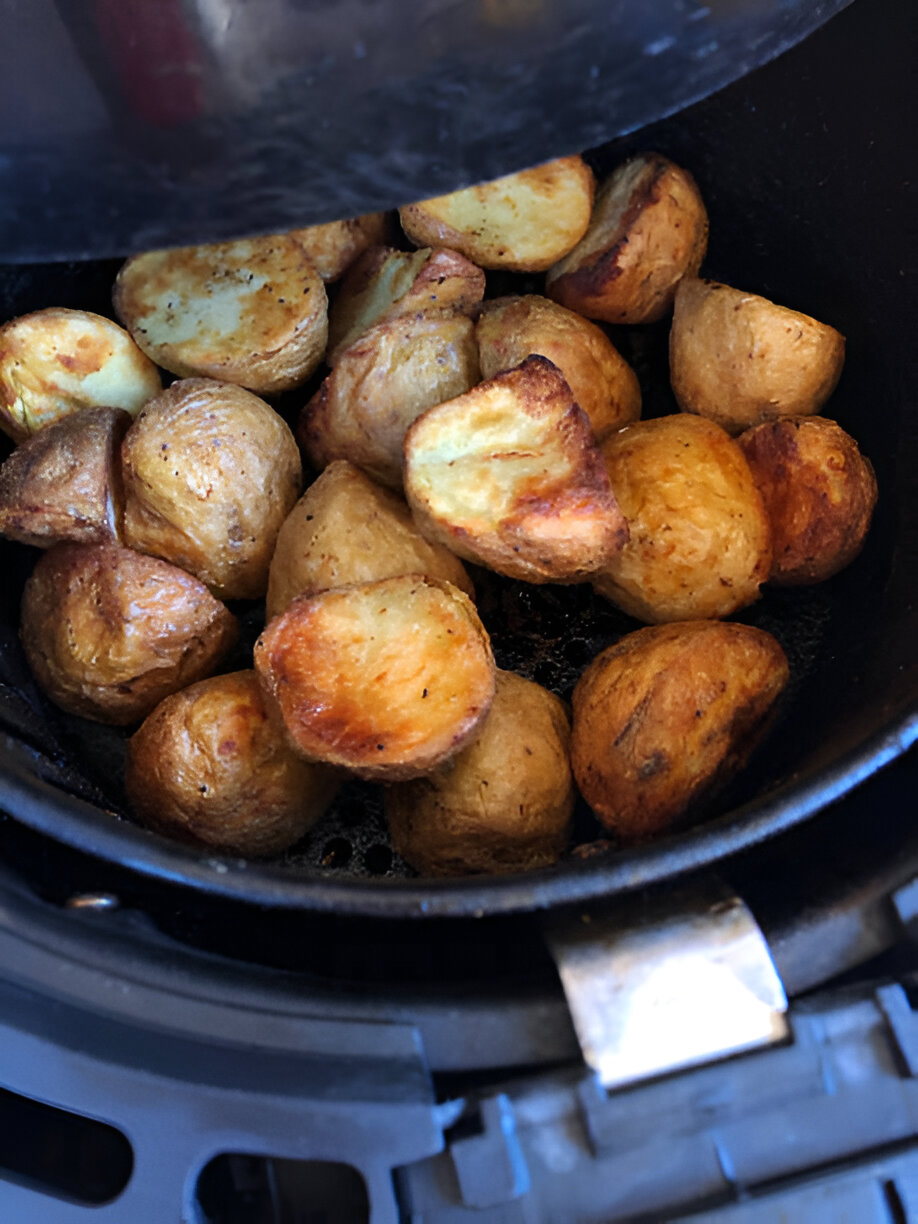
<box><xmin>386</xmin><ymin>670</ymin><xmax>574</xmax><ymax>876</ymax></box>
<box><xmin>670</xmin><ymin>277</ymin><xmax>846</xmax><ymax>433</ymax></box>
<box><xmin>21</xmin><ymin>543</ymin><xmax>238</xmax><ymax>725</ymax></box>
<box><xmin>571</xmin><ymin>621</ymin><xmax>789</xmax><ymax>840</ymax></box>
<box><xmin>125</xmin><ymin>671</ymin><xmax>340</xmax><ymax>857</ymax></box>
<box><xmin>287</xmin><ymin>213</ymin><xmax>389</xmax><ymax>281</ymax></box>
<box><xmin>121</xmin><ymin>379</ymin><xmax>302</xmax><ymax>601</ymax></box>
<box><xmin>737</xmin><ymin>416</ymin><xmax>877</xmax><ymax>584</ymax></box>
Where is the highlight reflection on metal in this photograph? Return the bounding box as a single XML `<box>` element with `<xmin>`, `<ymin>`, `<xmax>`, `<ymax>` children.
<box><xmin>547</xmin><ymin>882</ymin><xmax>787</xmax><ymax>1090</ymax></box>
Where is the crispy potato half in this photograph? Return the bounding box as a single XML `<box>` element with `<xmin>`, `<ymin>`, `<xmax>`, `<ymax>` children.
<box><xmin>287</xmin><ymin>213</ymin><xmax>389</xmax><ymax>281</ymax></box>
<box><xmin>670</xmin><ymin>278</ymin><xmax>846</xmax><ymax>433</ymax></box>
<box><xmin>114</xmin><ymin>234</ymin><xmax>328</xmax><ymax>394</ymax></box>
<box><xmin>0</xmin><ymin>308</ymin><xmax>161</xmax><ymax>443</ymax></box>
<box><xmin>476</xmin><ymin>295</ymin><xmax>641</xmax><ymax>442</ymax></box>
<box><xmin>399</xmin><ymin>155</ymin><xmax>595</xmax><ymax>273</ymax></box>
<box><xmin>546</xmin><ymin>152</ymin><xmax>708</xmax><ymax>324</ymax></box>
<box><xmin>121</xmin><ymin>379</ymin><xmax>301</xmax><ymax>602</ymax></box>
<box><xmin>326</xmin><ymin>245</ymin><xmax>485</xmax><ymax>365</ymax></box>
<box><xmin>126</xmin><ymin>671</ymin><xmax>340</xmax><ymax>857</ymax></box>
<box><xmin>386</xmin><ymin>669</ymin><xmax>574</xmax><ymax>876</ymax></box>
<box><xmin>0</xmin><ymin>406</ymin><xmax>130</xmax><ymax>548</ymax></box>
<box><xmin>299</xmin><ymin>313</ymin><xmax>480</xmax><ymax>489</ymax></box>
<box><xmin>593</xmin><ymin>414</ymin><xmax>771</xmax><ymax>622</ymax></box>
<box><xmin>254</xmin><ymin>574</ymin><xmax>495</xmax><ymax>780</ymax></box>
<box><xmin>404</xmin><ymin>356</ymin><xmax>628</xmax><ymax>583</ymax></box>
<box><xmin>21</xmin><ymin>543</ymin><xmax>238</xmax><ymax>725</ymax></box>
<box><xmin>738</xmin><ymin>416</ymin><xmax>877</xmax><ymax>585</ymax></box>
<box><xmin>571</xmin><ymin>621</ymin><xmax>789</xmax><ymax>840</ymax></box>
<box><xmin>266</xmin><ymin>461</ymin><xmax>473</xmax><ymax>621</ymax></box>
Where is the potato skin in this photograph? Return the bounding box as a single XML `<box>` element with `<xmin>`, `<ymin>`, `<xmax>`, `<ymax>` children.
<box><xmin>0</xmin><ymin>406</ymin><xmax>130</xmax><ymax>548</ymax></box>
<box><xmin>266</xmin><ymin>460</ymin><xmax>473</xmax><ymax>621</ymax></box>
<box><xmin>125</xmin><ymin>671</ymin><xmax>340</xmax><ymax>856</ymax></box>
<box><xmin>476</xmin><ymin>295</ymin><xmax>640</xmax><ymax>442</ymax></box>
<box><xmin>399</xmin><ymin>156</ymin><xmax>595</xmax><ymax>273</ymax></box>
<box><xmin>21</xmin><ymin>543</ymin><xmax>238</xmax><ymax>725</ymax></box>
<box><xmin>287</xmin><ymin>213</ymin><xmax>389</xmax><ymax>281</ymax></box>
<box><xmin>670</xmin><ymin>278</ymin><xmax>846</xmax><ymax>433</ymax></box>
<box><xmin>546</xmin><ymin>153</ymin><xmax>708</xmax><ymax>324</ymax></box>
<box><xmin>571</xmin><ymin>621</ymin><xmax>789</xmax><ymax>840</ymax></box>
<box><xmin>254</xmin><ymin>574</ymin><xmax>495</xmax><ymax>780</ymax></box>
<box><xmin>121</xmin><ymin>379</ymin><xmax>302</xmax><ymax>601</ymax></box>
<box><xmin>386</xmin><ymin>669</ymin><xmax>573</xmax><ymax>876</ymax></box>
<box><xmin>737</xmin><ymin>416</ymin><xmax>877</xmax><ymax>584</ymax></box>
<box><xmin>593</xmin><ymin>414</ymin><xmax>771</xmax><ymax>622</ymax></box>
<box><xmin>0</xmin><ymin>308</ymin><xmax>161</xmax><ymax>442</ymax></box>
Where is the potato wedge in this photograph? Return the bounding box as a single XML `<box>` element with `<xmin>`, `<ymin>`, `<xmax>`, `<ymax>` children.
<box><xmin>254</xmin><ymin>574</ymin><xmax>495</xmax><ymax>780</ymax></box>
<box><xmin>404</xmin><ymin>355</ymin><xmax>628</xmax><ymax>583</ymax></box>
<box><xmin>114</xmin><ymin>234</ymin><xmax>328</xmax><ymax>394</ymax></box>
<box><xmin>546</xmin><ymin>152</ymin><xmax>708</xmax><ymax>324</ymax></box>
<box><xmin>476</xmin><ymin>295</ymin><xmax>640</xmax><ymax>442</ymax></box>
<box><xmin>0</xmin><ymin>308</ymin><xmax>161</xmax><ymax>442</ymax></box>
<box><xmin>266</xmin><ymin>460</ymin><xmax>473</xmax><ymax>620</ymax></box>
<box><xmin>399</xmin><ymin>155</ymin><xmax>595</xmax><ymax>273</ymax></box>
<box><xmin>287</xmin><ymin>212</ymin><xmax>389</xmax><ymax>281</ymax></box>
<box><xmin>669</xmin><ymin>277</ymin><xmax>846</xmax><ymax>433</ymax></box>
<box><xmin>299</xmin><ymin>313</ymin><xmax>480</xmax><ymax>488</ymax></box>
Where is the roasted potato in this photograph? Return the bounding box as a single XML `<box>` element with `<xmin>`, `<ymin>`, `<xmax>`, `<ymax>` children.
<box><xmin>0</xmin><ymin>406</ymin><xmax>130</xmax><ymax>548</ymax></box>
<box><xmin>670</xmin><ymin>277</ymin><xmax>846</xmax><ymax>433</ymax></box>
<box><xmin>571</xmin><ymin>621</ymin><xmax>789</xmax><ymax>840</ymax></box>
<box><xmin>299</xmin><ymin>313</ymin><xmax>480</xmax><ymax>489</ymax></box>
<box><xmin>326</xmin><ymin>246</ymin><xmax>485</xmax><ymax>365</ymax></box>
<box><xmin>254</xmin><ymin>574</ymin><xmax>495</xmax><ymax>780</ymax></box>
<box><xmin>546</xmin><ymin>153</ymin><xmax>708</xmax><ymax>324</ymax></box>
<box><xmin>399</xmin><ymin>156</ymin><xmax>595</xmax><ymax>273</ymax></box>
<box><xmin>593</xmin><ymin>414</ymin><xmax>771</xmax><ymax>622</ymax></box>
<box><xmin>0</xmin><ymin>308</ymin><xmax>161</xmax><ymax>442</ymax></box>
<box><xmin>737</xmin><ymin>416</ymin><xmax>877</xmax><ymax>585</ymax></box>
<box><xmin>287</xmin><ymin>213</ymin><xmax>389</xmax><ymax>281</ymax></box>
<box><xmin>476</xmin><ymin>295</ymin><xmax>641</xmax><ymax>442</ymax></box>
<box><xmin>114</xmin><ymin>234</ymin><xmax>328</xmax><ymax>394</ymax></box>
<box><xmin>21</xmin><ymin>543</ymin><xmax>238</xmax><ymax>725</ymax></box>
<box><xmin>121</xmin><ymin>379</ymin><xmax>301</xmax><ymax>602</ymax></box>
<box><xmin>266</xmin><ymin>460</ymin><xmax>473</xmax><ymax>620</ymax></box>
<box><xmin>386</xmin><ymin>669</ymin><xmax>573</xmax><ymax>876</ymax></box>
<box><xmin>125</xmin><ymin>670</ymin><xmax>340</xmax><ymax>856</ymax></box>
<box><xmin>404</xmin><ymin>356</ymin><xmax>628</xmax><ymax>584</ymax></box>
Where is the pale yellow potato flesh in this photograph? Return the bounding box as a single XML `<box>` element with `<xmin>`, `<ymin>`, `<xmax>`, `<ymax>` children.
<box><xmin>287</xmin><ymin>213</ymin><xmax>389</xmax><ymax>281</ymax></box>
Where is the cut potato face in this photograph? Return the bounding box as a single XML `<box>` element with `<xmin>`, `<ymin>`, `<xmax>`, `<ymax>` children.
<box><xmin>254</xmin><ymin>574</ymin><xmax>495</xmax><ymax>780</ymax></box>
<box><xmin>299</xmin><ymin>313</ymin><xmax>480</xmax><ymax>489</ymax></box>
<box><xmin>670</xmin><ymin>277</ymin><xmax>846</xmax><ymax>433</ymax></box>
<box><xmin>287</xmin><ymin>212</ymin><xmax>389</xmax><ymax>281</ymax></box>
<box><xmin>0</xmin><ymin>308</ymin><xmax>161</xmax><ymax>442</ymax></box>
<box><xmin>266</xmin><ymin>460</ymin><xmax>473</xmax><ymax>620</ymax></box>
<box><xmin>114</xmin><ymin>235</ymin><xmax>328</xmax><ymax>394</ymax></box>
<box><xmin>546</xmin><ymin>152</ymin><xmax>708</xmax><ymax>324</ymax></box>
<box><xmin>404</xmin><ymin>355</ymin><xmax>628</xmax><ymax>583</ymax></box>
<box><xmin>476</xmin><ymin>295</ymin><xmax>640</xmax><ymax>442</ymax></box>
<box><xmin>399</xmin><ymin>156</ymin><xmax>595</xmax><ymax>273</ymax></box>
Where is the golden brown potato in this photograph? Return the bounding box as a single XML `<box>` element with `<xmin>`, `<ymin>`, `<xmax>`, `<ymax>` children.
<box><xmin>21</xmin><ymin>543</ymin><xmax>238</xmax><ymax>725</ymax></box>
<box><xmin>254</xmin><ymin>574</ymin><xmax>495</xmax><ymax>780</ymax></box>
<box><xmin>404</xmin><ymin>356</ymin><xmax>628</xmax><ymax>584</ymax></box>
<box><xmin>287</xmin><ymin>213</ymin><xmax>389</xmax><ymax>281</ymax></box>
<box><xmin>476</xmin><ymin>295</ymin><xmax>641</xmax><ymax>442</ymax></box>
<box><xmin>546</xmin><ymin>152</ymin><xmax>708</xmax><ymax>324</ymax></box>
<box><xmin>326</xmin><ymin>246</ymin><xmax>485</xmax><ymax>365</ymax></box>
<box><xmin>299</xmin><ymin>313</ymin><xmax>480</xmax><ymax>488</ymax></box>
<box><xmin>670</xmin><ymin>278</ymin><xmax>846</xmax><ymax>433</ymax></box>
<box><xmin>114</xmin><ymin>235</ymin><xmax>328</xmax><ymax>394</ymax></box>
<box><xmin>571</xmin><ymin>621</ymin><xmax>789</xmax><ymax>840</ymax></box>
<box><xmin>399</xmin><ymin>156</ymin><xmax>595</xmax><ymax>273</ymax></box>
<box><xmin>266</xmin><ymin>461</ymin><xmax>473</xmax><ymax>620</ymax></box>
<box><xmin>0</xmin><ymin>308</ymin><xmax>161</xmax><ymax>442</ymax></box>
<box><xmin>121</xmin><ymin>379</ymin><xmax>301</xmax><ymax>602</ymax></box>
<box><xmin>593</xmin><ymin>414</ymin><xmax>771</xmax><ymax>622</ymax></box>
<box><xmin>125</xmin><ymin>670</ymin><xmax>340</xmax><ymax>856</ymax></box>
<box><xmin>0</xmin><ymin>406</ymin><xmax>130</xmax><ymax>548</ymax></box>
<box><xmin>386</xmin><ymin>669</ymin><xmax>573</xmax><ymax>876</ymax></box>
<box><xmin>737</xmin><ymin>416</ymin><xmax>877</xmax><ymax>584</ymax></box>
